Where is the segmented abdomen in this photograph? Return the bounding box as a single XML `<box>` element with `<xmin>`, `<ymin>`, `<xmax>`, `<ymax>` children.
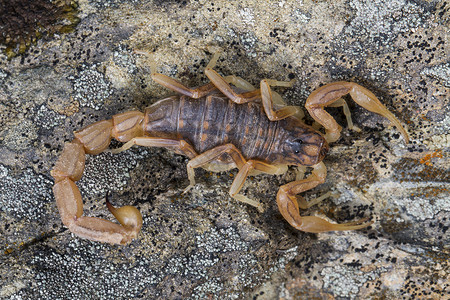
<box><xmin>143</xmin><ymin>94</ymin><xmax>280</xmax><ymax>161</ymax></box>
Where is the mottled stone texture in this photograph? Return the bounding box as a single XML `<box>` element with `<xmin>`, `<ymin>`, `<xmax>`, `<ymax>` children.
<box><xmin>0</xmin><ymin>0</ymin><xmax>448</xmax><ymax>299</ymax></box>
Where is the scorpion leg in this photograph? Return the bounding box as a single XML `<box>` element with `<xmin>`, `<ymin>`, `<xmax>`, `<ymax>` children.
<box><xmin>277</xmin><ymin>162</ymin><xmax>373</xmax><ymax>233</ymax></box>
<box><xmin>204</xmin><ymin>51</ymin><xmax>254</xmax><ymax>91</ymax></box>
<box><xmin>137</xmin><ymin>49</ymin><xmax>218</xmax><ymax>98</ymax></box>
<box><xmin>229</xmin><ymin>159</ymin><xmax>283</xmax><ymax>212</ymax></box>
<box><xmin>51</xmin><ymin>112</ymin><xmax>146</xmax><ymax>244</ymax></box>
<box><xmin>110</xmin><ymin>137</ymin><xmax>197</xmax><ymax>158</ymax></box>
<box><xmin>185</xmin><ymin>144</ymin><xmax>245</xmax><ymax>190</ymax></box>
<box><xmin>206</xmin><ymin>52</ymin><xmax>258</xmax><ymax>92</ymax></box>
<box><xmin>326</xmin><ymin>98</ymin><xmax>361</xmax><ymax>133</ymax></box>
<box><xmin>206</xmin><ymin>68</ymin><xmax>299</xmax><ymax>116</ymax></box>
<box><xmin>184</xmin><ymin>144</ymin><xmax>283</xmax><ymax>211</ymax></box>
<box><xmin>205</xmin><ymin>67</ymin><xmax>261</xmax><ymax>103</ymax></box>
<box><xmin>223</xmin><ymin>75</ymin><xmax>256</xmax><ymax>91</ymax></box>
<box><xmin>151</xmin><ymin>51</ymin><xmax>254</xmax><ymax>98</ymax></box>
<box><xmin>223</xmin><ymin>75</ymin><xmax>305</xmax><ymax>121</ymax></box>
<box><xmin>152</xmin><ymin>70</ymin><xmax>257</xmax><ymax>99</ymax></box>
<box><xmin>305</xmin><ymin>81</ymin><xmax>409</xmax><ymax>143</ymax></box>
<box><xmin>260</xmin><ymin>79</ymin><xmax>301</xmax><ymax>121</ymax></box>
<box><xmin>205</xmin><ymin>54</ymin><xmax>300</xmax><ymax>121</ymax></box>
<box><xmin>204</xmin><ymin>51</ymin><xmax>261</xmax><ymax>102</ymax></box>
<box><xmin>152</xmin><ymin>73</ymin><xmax>218</xmax><ymax>98</ymax></box>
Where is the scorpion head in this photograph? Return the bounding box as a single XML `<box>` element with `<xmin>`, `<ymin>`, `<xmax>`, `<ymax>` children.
<box><xmin>281</xmin><ymin>124</ymin><xmax>329</xmax><ymax>166</ymax></box>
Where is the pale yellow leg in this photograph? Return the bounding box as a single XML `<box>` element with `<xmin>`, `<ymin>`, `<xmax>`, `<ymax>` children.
<box><xmin>205</xmin><ymin>68</ymin><xmax>262</xmax><ymax>103</ymax></box>
<box><xmin>111</xmin><ymin>137</ymin><xmax>197</xmax><ymax>159</ymax></box>
<box><xmin>183</xmin><ymin>143</ymin><xmax>280</xmax><ymax>211</ymax></box>
<box><xmin>223</xmin><ymin>75</ymin><xmax>256</xmax><ymax>91</ymax></box>
<box><xmin>260</xmin><ymin>80</ymin><xmax>301</xmax><ymax>121</ymax></box>
<box><xmin>151</xmin><ymin>73</ymin><xmax>217</xmax><ymax>98</ymax></box>
<box><xmin>205</xmin><ymin>51</ymin><xmax>301</xmax><ymax>122</ymax></box>
<box><xmin>328</xmin><ymin>98</ymin><xmax>361</xmax><ymax>133</ymax></box>
<box><xmin>228</xmin><ymin>160</ymin><xmax>282</xmax><ymax>212</ymax></box>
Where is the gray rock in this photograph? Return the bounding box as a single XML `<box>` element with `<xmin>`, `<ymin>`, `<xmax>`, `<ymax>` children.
<box><xmin>1</xmin><ymin>0</ymin><xmax>448</xmax><ymax>299</ymax></box>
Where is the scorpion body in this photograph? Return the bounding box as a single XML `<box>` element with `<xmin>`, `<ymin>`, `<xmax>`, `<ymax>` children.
<box><xmin>145</xmin><ymin>94</ymin><xmax>327</xmax><ymax>166</ymax></box>
<box><xmin>51</xmin><ymin>52</ymin><xmax>409</xmax><ymax>244</ymax></box>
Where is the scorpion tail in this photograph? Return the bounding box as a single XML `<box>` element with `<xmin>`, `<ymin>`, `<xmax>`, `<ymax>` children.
<box><xmin>51</xmin><ymin>111</ymin><xmax>144</xmax><ymax>244</ymax></box>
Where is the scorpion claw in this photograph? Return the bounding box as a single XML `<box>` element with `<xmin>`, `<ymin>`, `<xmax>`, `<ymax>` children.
<box><xmin>291</xmin><ymin>216</ymin><xmax>372</xmax><ymax>233</ymax></box>
<box><xmin>306</xmin><ymin>81</ymin><xmax>409</xmax><ymax>143</ymax></box>
<box><xmin>277</xmin><ymin>187</ymin><xmax>373</xmax><ymax>233</ymax></box>
<box><xmin>276</xmin><ymin>162</ymin><xmax>372</xmax><ymax>233</ymax></box>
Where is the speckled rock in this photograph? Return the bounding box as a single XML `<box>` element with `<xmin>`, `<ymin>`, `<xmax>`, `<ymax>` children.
<box><xmin>0</xmin><ymin>0</ymin><xmax>448</xmax><ymax>299</ymax></box>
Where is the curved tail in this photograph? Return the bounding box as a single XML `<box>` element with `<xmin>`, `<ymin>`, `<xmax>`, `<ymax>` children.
<box><xmin>51</xmin><ymin>111</ymin><xmax>145</xmax><ymax>244</ymax></box>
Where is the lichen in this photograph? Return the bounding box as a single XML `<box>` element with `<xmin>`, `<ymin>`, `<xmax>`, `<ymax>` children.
<box><xmin>2</xmin><ymin>119</ymin><xmax>38</xmax><ymax>151</ymax></box>
<box><xmin>70</xmin><ymin>64</ymin><xmax>114</xmax><ymax>110</ymax></box>
<box><xmin>321</xmin><ymin>265</ymin><xmax>383</xmax><ymax>298</ymax></box>
<box><xmin>0</xmin><ymin>166</ymin><xmax>53</xmax><ymax>220</ymax></box>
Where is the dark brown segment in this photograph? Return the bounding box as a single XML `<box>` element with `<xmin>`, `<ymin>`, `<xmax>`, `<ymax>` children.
<box><xmin>143</xmin><ymin>94</ymin><xmax>321</xmax><ymax>164</ymax></box>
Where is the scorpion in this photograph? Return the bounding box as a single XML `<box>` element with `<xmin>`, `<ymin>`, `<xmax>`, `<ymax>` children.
<box><xmin>51</xmin><ymin>52</ymin><xmax>409</xmax><ymax>245</ymax></box>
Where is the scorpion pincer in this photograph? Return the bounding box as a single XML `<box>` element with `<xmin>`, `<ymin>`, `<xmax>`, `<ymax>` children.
<box><xmin>51</xmin><ymin>52</ymin><xmax>409</xmax><ymax>244</ymax></box>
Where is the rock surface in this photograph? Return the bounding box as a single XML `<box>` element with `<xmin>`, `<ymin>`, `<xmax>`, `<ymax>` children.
<box><xmin>0</xmin><ymin>0</ymin><xmax>448</xmax><ymax>299</ymax></box>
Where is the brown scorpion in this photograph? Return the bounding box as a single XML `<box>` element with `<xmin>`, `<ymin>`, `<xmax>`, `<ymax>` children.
<box><xmin>51</xmin><ymin>52</ymin><xmax>409</xmax><ymax>244</ymax></box>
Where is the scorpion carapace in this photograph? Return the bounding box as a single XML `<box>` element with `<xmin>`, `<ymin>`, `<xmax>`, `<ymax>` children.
<box><xmin>51</xmin><ymin>52</ymin><xmax>409</xmax><ymax>244</ymax></box>
<box><xmin>275</xmin><ymin>117</ymin><xmax>329</xmax><ymax>166</ymax></box>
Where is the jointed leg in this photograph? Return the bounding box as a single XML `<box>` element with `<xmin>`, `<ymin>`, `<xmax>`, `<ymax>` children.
<box><xmin>151</xmin><ymin>51</ymin><xmax>256</xmax><ymax>99</ymax></box>
<box><xmin>327</xmin><ymin>98</ymin><xmax>361</xmax><ymax>133</ymax></box>
<box><xmin>223</xmin><ymin>75</ymin><xmax>256</xmax><ymax>91</ymax></box>
<box><xmin>205</xmin><ymin>52</ymin><xmax>300</xmax><ymax>120</ymax></box>
<box><xmin>276</xmin><ymin>162</ymin><xmax>372</xmax><ymax>233</ymax></box>
<box><xmin>185</xmin><ymin>144</ymin><xmax>245</xmax><ymax>188</ymax></box>
<box><xmin>223</xmin><ymin>74</ymin><xmax>295</xmax><ymax>110</ymax></box>
<box><xmin>260</xmin><ymin>80</ymin><xmax>301</xmax><ymax>121</ymax></box>
<box><xmin>184</xmin><ymin>144</ymin><xmax>281</xmax><ymax>211</ymax></box>
<box><xmin>225</xmin><ymin>75</ymin><xmax>305</xmax><ymax>120</ymax></box>
<box><xmin>152</xmin><ymin>74</ymin><xmax>218</xmax><ymax>98</ymax></box>
<box><xmin>208</xmin><ymin>52</ymin><xmax>257</xmax><ymax>92</ymax></box>
<box><xmin>111</xmin><ymin>137</ymin><xmax>198</xmax><ymax>159</ymax></box>
<box><xmin>205</xmin><ymin>68</ymin><xmax>262</xmax><ymax>103</ymax></box>
<box><xmin>205</xmin><ymin>67</ymin><xmax>299</xmax><ymax>118</ymax></box>
<box><xmin>136</xmin><ymin>49</ymin><xmax>218</xmax><ymax>98</ymax></box>
<box><xmin>229</xmin><ymin>159</ymin><xmax>284</xmax><ymax>212</ymax></box>
<box><xmin>305</xmin><ymin>81</ymin><xmax>409</xmax><ymax>143</ymax></box>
